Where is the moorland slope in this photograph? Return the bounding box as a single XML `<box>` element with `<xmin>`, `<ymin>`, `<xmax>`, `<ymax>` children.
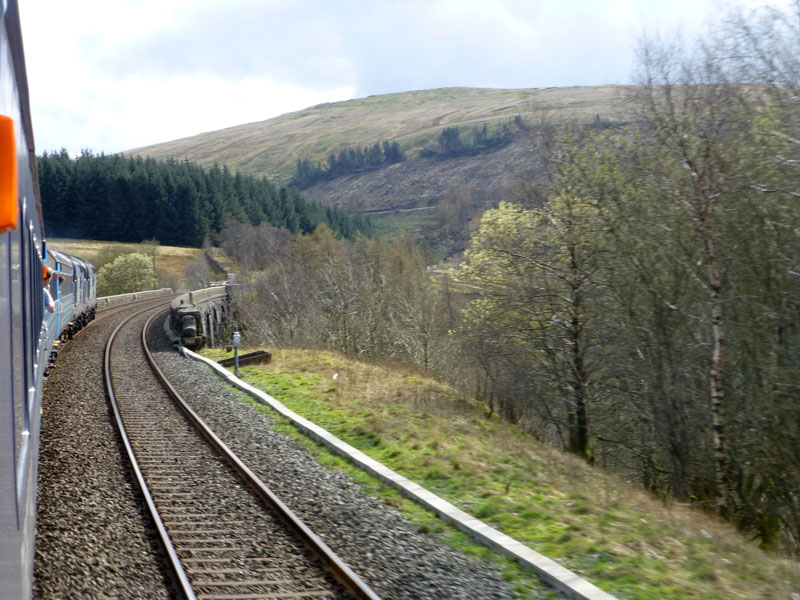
<box><xmin>127</xmin><ymin>86</ymin><xmax>631</xmax><ymax>255</ymax></box>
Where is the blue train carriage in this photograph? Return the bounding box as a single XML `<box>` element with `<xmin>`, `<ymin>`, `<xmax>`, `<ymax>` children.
<box><xmin>47</xmin><ymin>248</ymin><xmax>97</xmax><ymax>353</ymax></box>
<box><xmin>70</xmin><ymin>253</ymin><xmax>98</xmax><ymax>330</ymax></box>
<box><xmin>0</xmin><ymin>1</ymin><xmax>53</xmax><ymax>597</ymax></box>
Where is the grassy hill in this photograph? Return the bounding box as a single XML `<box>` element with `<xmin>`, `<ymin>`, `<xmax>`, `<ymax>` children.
<box><xmin>126</xmin><ymin>86</ymin><xmax>629</xmax><ymax>255</ymax></box>
<box><xmin>202</xmin><ymin>346</ymin><xmax>800</xmax><ymax>599</ymax></box>
<box><xmin>128</xmin><ymin>86</ymin><xmax>628</xmax><ymax>181</ymax></box>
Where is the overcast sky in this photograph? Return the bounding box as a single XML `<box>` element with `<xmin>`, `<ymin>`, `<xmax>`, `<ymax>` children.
<box><xmin>19</xmin><ymin>0</ymin><xmax>790</xmax><ymax>155</ymax></box>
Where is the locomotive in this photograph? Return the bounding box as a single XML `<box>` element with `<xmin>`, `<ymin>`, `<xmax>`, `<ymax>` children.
<box><xmin>1</xmin><ymin>2</ymin><xmax>98</xmax><ymax>597</ymax></box>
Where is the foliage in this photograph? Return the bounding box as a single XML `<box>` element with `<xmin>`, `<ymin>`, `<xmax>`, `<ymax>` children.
<box><xmin>96</xmin><ymin>252</ymin><xmax>156</xmax><ymax>296</ymax></box>
<box><xmin>455</xmin><ymin>7</ymin><xmax>800</xmax><ymax>551</ymax></box>
<box><xmin>222</xmin><ymin>223</ymin><xmax>459</xmax><ymax>373</ymax></box>
<box><xmin>38</xmin><ymin>151</ymin><xmax>371</xmax><ymax>246</ymax></box>
<box><xmin>420</xmin><ymin>121</ymin><xmax>514</xmax><ymax>159</ymax></box>
<box><xmin>457</xmin><ymin>197</ymin><xmax>603</xmax><ymax>459</ymax></box>
<box><xmin>291</xmin><ymin>140</ymin><xmax>406</xmax><ymax>188</ymax></box>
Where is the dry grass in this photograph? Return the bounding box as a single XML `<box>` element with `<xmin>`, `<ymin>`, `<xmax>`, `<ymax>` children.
<box><xmin>127</xmin><ymin>86</ymin><xmax>630</xmax><ymax>181</ymax></box>
<box><xmin>48</xmin><ymin>239</ymin><xmax>203</xmax><ymax>279</ymax></box>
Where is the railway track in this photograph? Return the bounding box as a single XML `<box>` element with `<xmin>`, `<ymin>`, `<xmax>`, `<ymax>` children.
<box><xmin>95</xmin><ymin>293</ymin><xmax>179</xmax><ymax>316</ymax></box>
<box><xmin>103</xmin><ymin>304</ymin><xmax>382</xmax><ymax>600</ymax></box>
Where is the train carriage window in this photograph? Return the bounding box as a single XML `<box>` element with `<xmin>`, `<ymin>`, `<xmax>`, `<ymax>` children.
<box><xmin>26</xmin><ymin>225</ymin><xmax>41</xmax><ymax>427</ymax></box>
<box><xmin>67</xmin><ymin>264</ymin><xmax>74</xmax><ymax>298</ymax></box>
<box><xmin>13</xmin><ymin>195</ymin><xmax>46</xmax><ymax>500</ymax></box>
<box><xmin>59</xmin><ymin>261</ymin><xmax>73</xmax><ymax>300</ymax></box>
<box><xmin>53</xmin><ymin>262</ymin><xmax>60</xmax><ymax>301</ymax></box>
<box><xmin>17</xmin><ymin>210</ymin><xmax>32</xmax><ymax>447</ymax></box>
<box><xmin>2</xmin><ymin>227</ymin><xmax>21</xmax><ymax>486</ymax></box>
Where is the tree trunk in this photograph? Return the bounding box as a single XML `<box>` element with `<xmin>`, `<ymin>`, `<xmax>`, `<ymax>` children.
<box><xmin>569</xmin><ymin>283</ymin><xmax>591</xmax><ymax>461</ymax></box>
<box><xmin>703</xmin><ymin>201</ymin><xmax>729</xmax><ymax>514</ymax></box>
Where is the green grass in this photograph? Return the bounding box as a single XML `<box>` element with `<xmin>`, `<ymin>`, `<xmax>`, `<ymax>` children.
<box><xmin>368</xmin><ymin>209</ymin><xmax>436</xmax><ymax>238</ymax></box>
<box><xmin>366</xmin><ymin>209</ymin><xmax>454</xmax><ymax>261</ymax></box>
<box><xmin>201</xmin><ymin>347</ymin><xmax>800</xmax><ymax>600</ymax></box>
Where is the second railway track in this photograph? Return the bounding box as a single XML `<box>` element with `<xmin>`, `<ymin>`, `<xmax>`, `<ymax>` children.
<box><xmin>103</xmin><ymin>304</ymin><xmax>381</xmax><ymax>600</ymax></box>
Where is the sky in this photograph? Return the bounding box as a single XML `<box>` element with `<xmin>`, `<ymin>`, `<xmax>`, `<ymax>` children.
<box><xmin>18</xmin><ymin>0</ymin><xmax>792</xmax><ymax>156</ymax></box>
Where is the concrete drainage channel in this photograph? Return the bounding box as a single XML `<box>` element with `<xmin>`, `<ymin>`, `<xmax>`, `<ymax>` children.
<box><xmin>181</xmin><ymin>346</ymin><xmax>619</xmax><ymax>600</ymax></box>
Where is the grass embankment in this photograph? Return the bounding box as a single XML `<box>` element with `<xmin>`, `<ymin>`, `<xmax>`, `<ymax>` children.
<box><xmin>201</xmin><ymin>347</ymin><xmax>799</xmax><ymax>600</ymax></box>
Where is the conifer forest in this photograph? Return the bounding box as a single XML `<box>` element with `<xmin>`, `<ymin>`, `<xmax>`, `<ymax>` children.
<box><xmin>39</xmin><ymin>150</ymin><xmax>370</xmax><ymax>245</ymax></box>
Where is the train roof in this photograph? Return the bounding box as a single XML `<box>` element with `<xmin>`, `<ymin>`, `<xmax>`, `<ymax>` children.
<box><xmin>2</xmin><ymin>0</ymin><xmax>42</xmax><ymax>227</ymax></box>
<box><xmin>48</xmin><ymin>248</ymin><xmax>96</xmax><ymax>272</ymax></box>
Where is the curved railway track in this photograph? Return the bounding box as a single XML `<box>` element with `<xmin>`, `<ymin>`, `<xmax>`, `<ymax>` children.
<box><xmin>102</xmin><ymin>304</ymin><xmax>382</xmax><ymax>600</ymax></box>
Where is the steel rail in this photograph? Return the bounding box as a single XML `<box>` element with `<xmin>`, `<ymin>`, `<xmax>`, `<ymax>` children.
<box><xmin>103</xmin><ymin>304</ymin><xmax>197</xmax><ymax>600</ymax></box>
<box><xmin>140</xmin><ymin>311</ymin><xmax>383</xmax><ymax>600</ymax></box>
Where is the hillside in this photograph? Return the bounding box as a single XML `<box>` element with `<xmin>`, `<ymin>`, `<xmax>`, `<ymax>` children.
<box><xmin>126</xmin><ymin>86</ymin><xmax>629</xmax><ymax>251</ymax></box>
<box><xmin>48</xmin><ymin>239</ymin><xmax>202</xmax><ymax>275</ymax></box>
<box><xmin>128</xmin><ymin>86</ymin><xmax>628</xmax><ymax>181</ymax></box>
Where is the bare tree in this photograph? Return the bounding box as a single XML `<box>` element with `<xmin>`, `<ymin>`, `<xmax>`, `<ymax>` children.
<box><xmin>628</xmin><ymin>34</ymin><xmax>758</xmax><ymax>513</ymax></box>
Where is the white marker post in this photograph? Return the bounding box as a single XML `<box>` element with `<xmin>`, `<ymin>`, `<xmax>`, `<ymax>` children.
<box><xmin>232</xmin><ymin>331</ymin><xmax>241</xmax><ymax>377</ymax></box>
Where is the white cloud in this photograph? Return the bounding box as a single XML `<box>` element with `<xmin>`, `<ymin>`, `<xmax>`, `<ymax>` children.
<box><xmin>113</xmin><ymin>74</ymin><xmax>356</xmax><ymax>150</ymax></box>
<box><xmin>22</xmin><ymin>0</ymin><xmax>355</xmax><ymax>153</ymax></box>
<box><xmin>33</xmin><ymin>71</ymin><xmax>355</xmax><ymax>154</ymax></box>
<box><xmin>18</xmin><ymin>0</ymin><xmax>799</xmax><ymax>155</ymax></box>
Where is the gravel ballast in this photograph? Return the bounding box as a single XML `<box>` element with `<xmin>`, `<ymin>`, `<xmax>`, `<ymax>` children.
<box><xmin>34</xmin><ymin>309</ymin><xmax>174</xmax><ymax>599</ymax></box>
<box><xmin>148</xmin><ymin>321</ymin><xmax>551</xmax><ymax>600</ymax></box>
<box><xmin>33</xmin><ymin>305</ymin><xmax>553</xmax><ymax>599</ymax></box>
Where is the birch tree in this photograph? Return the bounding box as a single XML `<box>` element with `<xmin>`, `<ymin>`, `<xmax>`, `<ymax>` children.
<box><xmin>457</xmin><ymin>199</ymin><xmax>604</xmax><ymax>459</ymax></box>
<box><xmin>629</xmin><ymin>36</ymin><xmax>758</xmax><ymax>514</ymax></box>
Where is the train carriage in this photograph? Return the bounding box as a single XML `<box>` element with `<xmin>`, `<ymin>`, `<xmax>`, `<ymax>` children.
<box><xmin>47</xmin><ymin>248</ymin><xmax>76</xmax><ymax>342</ymax></box>
<box><xmin>1</xmin><ymin>2</ymin><xmax>97</xmax><ymax>597</ymax></box>
<box><xmin>47</xmin><ymin>248</ymin><xmax>97</xmax><ymax>341</ymax></box>
<box><xmin>1</xmin><ymin>1</ymin><xmax>48</xmax><ymax>597</ymax></box>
